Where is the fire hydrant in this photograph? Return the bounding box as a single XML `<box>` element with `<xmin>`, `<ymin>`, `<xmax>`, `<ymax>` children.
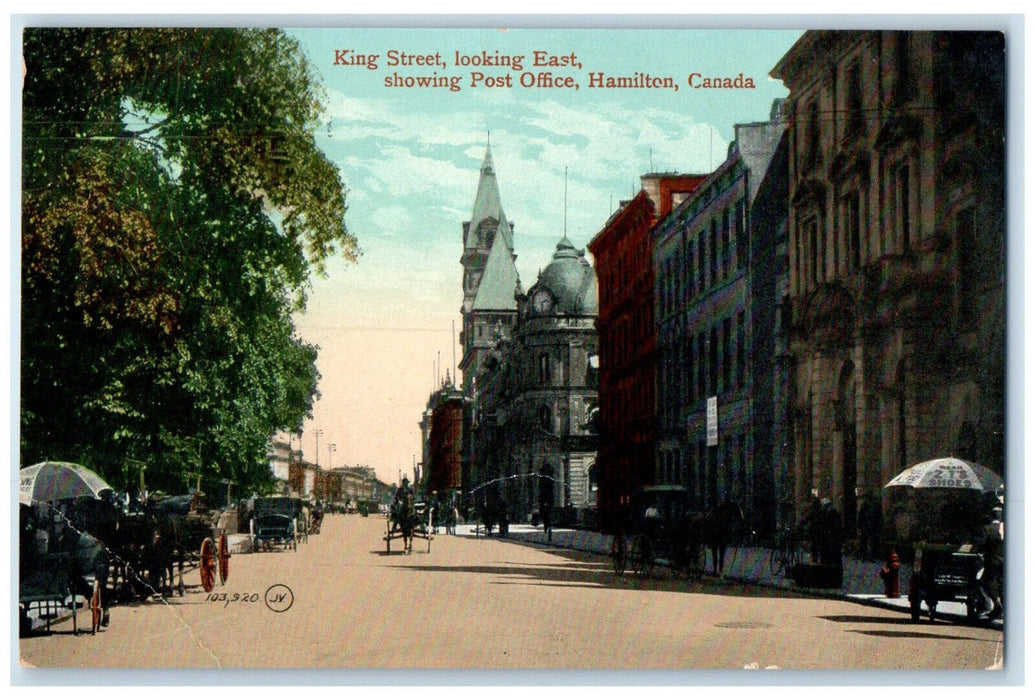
<box><xmin>879</xmin><ymin>549</ymin><xmax>900</xmax><ymax>598</ymax></box>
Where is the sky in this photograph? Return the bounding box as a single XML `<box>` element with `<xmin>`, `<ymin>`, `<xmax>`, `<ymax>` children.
<box><xmin>284</xmin><ymin>25</ymin><xmax>803</xmax><ymax>485</ymax></box>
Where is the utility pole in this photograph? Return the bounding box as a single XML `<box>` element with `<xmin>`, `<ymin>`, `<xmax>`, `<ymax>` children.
<box><xmin>327</xmin><ymin>443</ymin><xmax>336</xmax><ymax>469</ymax></box>
<box><xmin>314</xmin><ymin>429</ymin><xmax>324</xmax><ymax>467</ymax></box>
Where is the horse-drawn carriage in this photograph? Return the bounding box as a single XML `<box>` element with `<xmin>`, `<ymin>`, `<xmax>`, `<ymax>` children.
<box><xmin>250</xmin><ymin>497</ymin><xmax>304</xmax><ymax>552</ymax></box>
<box><xmin>384</xmin><ymin>490</ymin><xmax>433</xmax><ymax>554</ymax></box>
<box><xmin>146</xmin><ymin>491</ymin><xmax>231</xmax><ymax>595</ymax></box>
<box><xmin>610</xmin><ymin>486</ymin><xmax>744</xmax><ymax>581</ymax></box>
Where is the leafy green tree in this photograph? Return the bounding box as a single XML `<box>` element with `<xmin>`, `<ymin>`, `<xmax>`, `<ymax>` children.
<box><xmin>21</xmin><ymin>28</ymin><xmax>357</xmax><ymax>497</ymax></box>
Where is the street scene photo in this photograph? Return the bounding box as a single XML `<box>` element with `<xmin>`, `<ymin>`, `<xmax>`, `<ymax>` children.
<box><xmin>16</xmin><ymin>23</ymin><xmax>1010</xmax><ymax>675</ymax></box>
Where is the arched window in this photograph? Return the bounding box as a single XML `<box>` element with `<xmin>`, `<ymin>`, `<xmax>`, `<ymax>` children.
<box><xmin>538</xmin><ymin>405</ymin><xmax>552</xmax><ymax>433</ymax></box>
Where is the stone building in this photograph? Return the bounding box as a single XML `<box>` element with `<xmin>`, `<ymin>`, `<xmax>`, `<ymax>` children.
<box><xmin>653</xmin><ymin>107</ymin><xmax>785</xmax><ymax>531</ymax></box>
<box><xmin>471</xmin><ymin>236</ymin><xmax>599</xmax><ymax>524</ymax></box>
<box><xmin>458</xmin><ymin>144</ymin><xmax>520</xmax><ymax>500</ymax></box>
<box><xmin>587</xmin><ymin>173</ymin><xmax>705</xmax><ymax>530</ymax></box>
<box><xmin>770</xmin><ymin>31</ymin><xmax>1005</xmax><ymax>539</ymax></box>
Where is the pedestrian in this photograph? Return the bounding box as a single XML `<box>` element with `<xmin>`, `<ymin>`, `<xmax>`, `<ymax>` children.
<box><xmin>804</xmin><ymin>497</ymin><xmax>823</xmax><ymax>563</ymax></box>
<box><xmin>446</xmin><ymin>500</ymin><xmax>458</xmax><ymax>535</ymax></box>
<box><xmin>981</xmin><ymin>504</ymin><xmax>1004</xmax><ymax>618</ymax></box>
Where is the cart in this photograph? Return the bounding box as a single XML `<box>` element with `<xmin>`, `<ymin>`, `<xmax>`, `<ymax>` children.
<box><xmin>384</xmin><ymin>498</ymin><xmax>433</xmax><ymax>554</ymax></box>
<box><xmin>907</xmin><ymin>543</ymin><xmax>986</xmax><ymax>622</ymax></box>
<box><xmin>611</xmin><ymin>486</ymin><xmax>706</xmax><ymax>581</ymax></box>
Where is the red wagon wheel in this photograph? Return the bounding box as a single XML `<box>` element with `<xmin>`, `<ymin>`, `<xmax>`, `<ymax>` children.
<box><xmin>217</xmin><ymin>531</ymin><xmax>231</xmax><ymax>585</ymax></box>
<box><xmin>199</xmin><ymin>537</ymin><xmax>217</xmax><ymax>593</ymax></box>
<box><xmin>90</xmin><ymin>579</ymin><xmax>102</xmax><ymax>635</ymax></box>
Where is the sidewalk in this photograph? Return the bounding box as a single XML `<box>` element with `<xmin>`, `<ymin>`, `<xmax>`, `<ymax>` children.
<box><xmin>454</xmin><ymin>522</ymin><xmax>1002</xmax><ymax>630</ymax></box>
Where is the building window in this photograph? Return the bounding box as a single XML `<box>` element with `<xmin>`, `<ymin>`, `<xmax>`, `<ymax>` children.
<box><xmin>709</xmin><ymin>326</ymin><xmax>719</xmax><ymax>396</ymax></box>
<box><xmin>539</xmin><ymin>353</ymin><xmax>551</xmax><ymax>385</ymax></box>
<box><xmin>687</xmin><ymin>338</ymin><xmax>696</xmax><ymax>404</ymax></box>
<box><xmin>710</xmin><ymin>219</ymin><xmax>718</xmax><ymax>287</ymax></box>
<box><xmin>895</xmin><ymin>162</ymin><xmax>913</xmax><ymax>253</ymax></box>
<box><xmin>807</xmin><ymin>100</ymin><xmax>821</xmax><ymax>169</ymax></box>
<box><xmin>685</xmin><ymin>239</ymin><xmax>695</xmax><ymax>301</ymax></box>
<box><xmin>803</xmin><ymin>215</ymin><xmax>819</xmax><ymax>289</ymax></box>
<box><xmin>842</xmin><ymin>191</ymin><xmax>862</xmax><ymax>270</ymax></box>
<box><xmin>736</xmin><ymin>311</ymin><xmax>746</xmax><ymax>390</ymax></box>
<box><xmin>697</xmin><ymin>333</ymin><xmax>707</xmax><ymax>398</ymax></box>
<box><xmin>722</xmin><ymin>317</ymin><xmax>732</xmax><ymax>393</ymax></box>
<box><xmin>539</xmin><ymin>404</ymin><xmax>552</xmax><ymax>433</ymax></box>
<box><xmin>735</xmin><ymin>198</ymin><xmax>747</xmax><ymax>270</ymax></box>
<box><xmin>697</xmin><ymin>230</ymin><xmax>706</xmax><ymax>294</ymax></box>
<box><xmin>721</xmin><ymin>208</ymin><xmax>731</xmax><ymax>280</ymax></box>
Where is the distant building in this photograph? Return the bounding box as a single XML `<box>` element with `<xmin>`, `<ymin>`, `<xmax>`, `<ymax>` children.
<box><xmin>458</xmin><ymin>144</ymin><xmax>521</xmax><ymax>501</ymax></box>
<box><xmin>588</xmin><ymin>173</ymin><xmax>706</xmax><ymax>531</ymax></box>
<box><xmin>267</xmin><ymin>435</ymin><xmax>302</xmax><ymax>486</ymax></box>
<box><xmin>424</xmin><ymin>375</ymin><xmax>465</xmax><ymax>495</ymax></box>
<box><xmin>771</xmin><ymin>31</ymin><xmax>1005</xmax><ymax>539</ymax></box>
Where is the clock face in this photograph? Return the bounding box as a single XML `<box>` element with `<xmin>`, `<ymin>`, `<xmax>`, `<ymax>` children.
<box><xmin>533</xmin><ymin>289</ymin><xmax>552</xmax><ymax>314</ymax></box>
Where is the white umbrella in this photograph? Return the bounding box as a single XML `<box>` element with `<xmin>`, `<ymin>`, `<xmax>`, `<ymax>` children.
<box><xmin>19</xmin><ymin>461</ymin><xmax>114</xmax><ymax>505</ymax></box>
<box><xmin>884</xmin><ymin>457</ymin><xmax>1001</xmax><ymax>493</ymax></box>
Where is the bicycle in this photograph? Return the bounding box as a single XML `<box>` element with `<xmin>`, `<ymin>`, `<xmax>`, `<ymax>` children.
<box><xmin>768</xmin><ymin>526</ymin><xmax>804</xmax><ymax>578</ymax></box>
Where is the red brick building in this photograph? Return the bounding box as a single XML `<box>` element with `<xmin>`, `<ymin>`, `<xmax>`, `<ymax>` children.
<box><xmin>588</xmin><ymin>174</ymin><xmax>705</xmax><ymax>530</ymax></box>
<box><xmin>426</xmin><ymin>379</ymin><xmax>465</xmax><ymax>494</ymax></box>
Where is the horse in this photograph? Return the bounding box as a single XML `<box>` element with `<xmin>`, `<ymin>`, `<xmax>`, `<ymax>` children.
<box><xmin>390</xmin><ymin>492</ymin><xmax>416</xmax><ymax>553</ymax></box>
<box><xmin>699</xmin><ymin>499</ymin><xmax>746</xmax><ymax>576</ymax></box>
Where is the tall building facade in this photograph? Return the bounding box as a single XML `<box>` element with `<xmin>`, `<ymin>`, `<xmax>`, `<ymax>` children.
<box><xmin>653</xmin><ymin>108</ymin><xmax>785</xmax><ymax>530</ymax></box>
<box><xmin>588</xmin><ymin>173</ymin><xmax>705</xmax><ymax>530</ymax></box>
<box><xmin>458</xmin><ymin>145</ymin><xmax>521</xmax><ymax>499</ymax></box>
<box><xmin>770</xmin><ymin>31</ymin><xmax>1005</xmax><ymax>539</ymax></box>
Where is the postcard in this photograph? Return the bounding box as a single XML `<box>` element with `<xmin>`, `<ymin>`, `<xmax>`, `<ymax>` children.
<box><xmin>13</xmin><ymin>18</ymin><xmax>1016</xmax><ymax>682</ymax></box>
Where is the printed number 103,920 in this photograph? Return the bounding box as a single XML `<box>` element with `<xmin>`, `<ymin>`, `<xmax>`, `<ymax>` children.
<box><xmin>207</xmin><ymin>592</ymin><xmax>261</xmax><ymax>606</ymax></box>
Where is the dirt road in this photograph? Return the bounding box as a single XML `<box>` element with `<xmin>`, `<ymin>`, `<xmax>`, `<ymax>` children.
<box><xmin>18</xmin><ymin>513</ymin><xmax>1005</xmax><ymax>671</ymax></box>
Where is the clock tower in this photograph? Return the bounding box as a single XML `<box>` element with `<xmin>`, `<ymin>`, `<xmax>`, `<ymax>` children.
<box><xmin>458</xmin><ymin>142</ymin><xmax>521</xmax><ymax>496</ymax></box>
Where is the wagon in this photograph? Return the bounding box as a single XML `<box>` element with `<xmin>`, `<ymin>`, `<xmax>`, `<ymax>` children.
<box><xmin>907</xmin><ymin>543</ymin><xmax>986</xmax><ymax>621</ymax></box>
<box><xmin>250</xmin><ymin>497</ymin><xmax>301</xmax><ymax>552</ymax></box>
<box><xmin>611</xmin><ymin>486</ymin><xmax>706</xmax><ymax>580</ymax></box>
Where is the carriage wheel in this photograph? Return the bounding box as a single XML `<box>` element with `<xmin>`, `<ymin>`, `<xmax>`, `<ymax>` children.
<box><xmin>90</xmin><ymin>579</ymin><xmax>102</xmax><ymax>635</ymax></box>
<box><xmin>611</xmin><ymin>535</ymin><xmax>627</xmax><ymax>576</ymax></box>
<box><xmin>631</xmin><ymin>534</ymin><xmax>654</xmax><ymax>579</ymax></box>
<box><xmin>199</xmin><ymin>537</ymin><xmax>217</xmax><ymax>593</ymax></box>
<box><xmin>217</xmin><ymin>531</ymin><xmax>230</xmax><ymax>586</ymax></box>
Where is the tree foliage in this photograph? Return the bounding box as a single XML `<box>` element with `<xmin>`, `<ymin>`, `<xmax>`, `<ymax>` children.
<box><xmin>21</xmin><ymin>28</ymin><xmax>357</xmax><ymax>497</ymax></box>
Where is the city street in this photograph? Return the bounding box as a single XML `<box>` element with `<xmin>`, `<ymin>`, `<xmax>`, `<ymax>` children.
<box><xmin>18</xmin><ymin>513</ymin><xmax>1004</xmax><ymax>671</ymax></box>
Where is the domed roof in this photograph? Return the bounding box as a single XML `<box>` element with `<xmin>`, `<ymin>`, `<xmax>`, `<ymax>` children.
<box><xmin>535</xmin><ymin>236</ymin><xmax>597</xmax><ymax>315</ymax></box>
